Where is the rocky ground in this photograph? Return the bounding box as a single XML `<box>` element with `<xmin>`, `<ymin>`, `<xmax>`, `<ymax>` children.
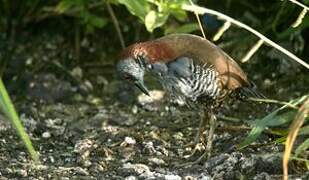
<box><xmin>0</xmin><ymin>73</ymin><xmax>308</xmax><ymax>180</ymax></box>
<box><xmin>1</xmin><ymin>34</ymin><xmax>308</xmax><ymax>179</ymax></box>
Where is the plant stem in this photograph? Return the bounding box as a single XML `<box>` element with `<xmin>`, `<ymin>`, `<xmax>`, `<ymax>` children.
<box><xmin>106</xmin><ymin>3</ymin><xmax>125</xmax><ymax>49</ymax></box>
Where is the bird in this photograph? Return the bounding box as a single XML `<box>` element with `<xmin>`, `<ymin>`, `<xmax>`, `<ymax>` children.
<box><xmin>116</xmin><ymin>33</ymin><xmax>263</xmax><ymax>164</ymax></box>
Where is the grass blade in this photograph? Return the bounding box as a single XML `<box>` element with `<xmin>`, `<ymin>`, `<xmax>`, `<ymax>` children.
<box><xmin>283</xmin><ymin>98</ymin><xmax>309</xmax><ymax>180</ymax></box>
<box><xmin>238</xmin><ymin>110</ymin><xmax>296</xmax><ymax>149</ymax></box>
<box><xmin>0</xmin><ymin>78</ymin><xmax>39</xmax><ymax>163</ymax></box>
<box><xmin>238</xmin><ymin>95</ymin><xmax>308</xmax><ymax>149</ymax></box>
<box><xmin>294</xmin><ymin>139</ymin><xmax>309</xmax><ymax>158</ymax></box>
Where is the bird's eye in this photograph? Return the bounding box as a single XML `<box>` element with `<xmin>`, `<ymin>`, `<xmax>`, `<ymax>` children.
<box><xmin>123</xmin><ymin>73</ymin><xmax>131</xmax><ymax>80</ymax></box>
<box><xmin>147</xmin><ymin>64</ymin><xmax>152</xmax><ymax>69</ymax></box>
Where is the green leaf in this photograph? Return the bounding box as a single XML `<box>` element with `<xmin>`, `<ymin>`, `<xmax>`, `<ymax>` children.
<box><xmin>170</xmin><ymin>9</ymin><xmax>187</xmax><ymax>21</ymax></box>
<box><xmin>80</xmin><ymin>11</ymin><xmax>108</xmax><ymax>33</ymax></box>
<box><xmin>294</xmin><ymin>139</ymin><xmax>309</xmax><ymax>157</ymax></box>
<box><xmin>238</xmin><ymin>111</ymin><xmax>297</xmax><ymax>149</ymax></box>
<box><xmin>238</xmin><ymin>95</ymin><xmax>309</xmax><ymax>149</ymax></box>
<box><xmin>117</xmin><ymin>0</ymin><xmax>150</xmax><ymax>21</ymax></box>
<box><xmin>145</xmin><ymin>10</ymin><xmax>168</xmax><ymax>32</ymax></box>
<box><xmin>258</xmin><ymin>110</ymin><xmax>296</xmax><ymax>127</ymax></box>
<box><xmin>272</xmin><ymin>136</ymin><xmax>287</xmax><ymax>144</ymax></box>
<box><xmin>171</xmin><ymin>0</ymin><xmax>188</xmax><ymax>20</ymax></box>
<box><xmin>55</xmin><ymin>0</ymin><xmax>84</xmax><ymax>13</ymax></box>
<box><xmin>299</xmin><ymin>125</ymin><xmax>309</xmax><ymax>135</ymax></box>
<box><xmin>87</xmin><ymin>14</ymin><xmax>108</xmax><ymax>28</ymax></box>
<box><xmin>239</xmin><ymin>109</ymin><xmax>297</xmax><ymax>149</ymax></box>
<box><xmin>238</xmin><ymin>126</ymin><xmax>265</xmax><ymax>149</ymax></box>
<box><xmin>165</xmin><ymin>23</ymin><xmax>199</xmax><ymax>34</ymax></box>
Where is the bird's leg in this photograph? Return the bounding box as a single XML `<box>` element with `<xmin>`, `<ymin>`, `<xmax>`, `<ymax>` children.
<box><xmin>184</xmin><ymin>111</ymin><xmax>206</xmax><ymax>148</ymax></box>
<box><xmin>194</xmin><ymin>111</ymin><xmax>207</xmax><ymax>146</ymax></box>
<box><xmin>189</xmin><ymin>112</ymin><xmax>217</xmax><ymax>164</ymax></box>
<box><xmin>183</xmin><ymin>111</ymin><xmax>207</xmax><ymax>159</ymax></box>
<box><xmin>205</xmin><ymin>112</ymin><xmax>217</xmax><ymax>158</ymax></box>
<box><xmin>189</xmin><ymin>112</ymin><xmax>217</xmax><ymax>161</ymax></box>
<box><xmin>177</xmin><ymin>112</ymin><xmax>217</xmax><ymax>167</ymax></box>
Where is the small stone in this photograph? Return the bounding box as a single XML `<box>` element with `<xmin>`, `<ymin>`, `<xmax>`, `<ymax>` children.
<box><xmin>74</xmin><ymin>167</ymin><xmax>89</xmax><ymax>176</ymax></box>
<box><xmin>143</xmin><ymin>141</ymin><xmax>156</xmax><ymax>154</ymax></box>
<box><xmin>149</xmin><ymin>157</ymin><xmax>165</xmax><ymax>165</ymax></box>
<box><xmin>132</xmin><ymin>105</ymin><xmax>138</xmax><ymax>114</ymax></box>
<box><xmin>199</xmin><ymin>175</ymin><xmax>211</xmax><ymax>180</ymax></box>
<box><xmin>204</xmin><ymin>154</ymin><xmax>229</xmax><ymax>170</ymax></box>
<box><xmin>184</xmin><ymin>176</ymin><xmax>197</xmax><ymax>180</ymax></box>
<box><xmin>137</xmin><ymin>90</ymin><xmax>165</xmax><ymax>104</ymax></box>
<box><xmin>173</xmin><ymin>132</ymin><xmax>183</xmax><ymax>140</ymax></box>
<box><xmin>49</xmin><ymin>156</ymin><xmax>55</xmax><ymax>163</ymax></box>
<box><xmin>125</xmin><ymin>176</ymin><xmax>138</xmax><ymax>180</ymax></box>
<box><xmin>16</xmin><ymin>169</ymin><xmax>27</xmax><ymax>177</ymax></box>
<box><xmin>164</xmin><ymin>174</ymin><xmax>181</xmax><ymax>180</ymax></box>
<box><xmin>124</xmin><ymin>137</ymin><xmax>136</xmax><ymax>145</ymax></box>
<box><xmin>83</xmin><ymin>160</ymin><xmax>92</xmax><ymax>167</ymax></box>
<box><xmin>122</xmin><ymin>163</ymin><xmax>152</xmax><ymax>175</ymax></box>
<box><xmin>71</xmin><ymin>67</ymin><xmax>83</xmax><ymax>79</ymax></box>
<box><xmin>253</xmin><ymin>172</ymin><xmax>271</xmax><ymax>180</ymax></box>
<box><xmin>74</xmin><ymin>139</ymin><xmax>94</xmax><ymax>154</ymax></box>
<box><xmin>95</xmin><ymin>163</ymin><xmax>105</xmax><ymax>172</ymax></box>
<box><xmin>42</xmin><ymin>131</ymin><xmax>51</xmax><ymax>138</ymax></box>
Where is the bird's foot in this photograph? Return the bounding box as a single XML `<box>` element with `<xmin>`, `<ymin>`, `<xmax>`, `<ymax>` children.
<box><xmin>175</xmin><ymin>150</ymin><xmax>211</xmax><ymax>167</ymax></box>
<box><xmin>174</xmin><ymin>142</ymin><xmax>211</xmax><ymax>168</ymax></box>
<box><xmin>175</xmin><ymin>132</ymin><xmax>214</xmax><ymax>167</ymax></box>
<box><xmin>183</xmin><ymin>142</ymin><xmax>205</xmax><ymax>159</ymax></box>
<box><xmin>183</xmin><ymin>126</ymin><xmax>206</xmax><ymax>148</ymax></box>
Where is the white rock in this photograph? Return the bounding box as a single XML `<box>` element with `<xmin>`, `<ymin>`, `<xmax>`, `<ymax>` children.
<box><xmin>125</xmin><ymin>176</ymin><xmax>137</xmax><ymax>180</ymax></box>
<box><xmin>164</xmin><ymin>174</ymin><xmax>181</xmax><ymax>180</ymax></box>
<box><xmin>137</xmin><ymin>90</ymin><xmax>165</xmax><ymax>104</ymax></box>
<box><xmin>132</xmin><ymin>105</ymin><xmax>138</xmax><ymax>114</ymax></box>
<box><xmin>42</xmin><ymin>132</ymin><xmax>51</xmax><ymax>138</ymax></box>
<box><xmin>124</xmin><ymin>137</ymin><xmax>136</xmax><ymax>145</ymax></box>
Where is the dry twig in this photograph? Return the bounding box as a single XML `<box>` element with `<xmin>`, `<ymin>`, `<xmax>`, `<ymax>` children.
<box><xmin>182</xmin><ymin>4</ymin><xmax>309</xmax><ymax>69</ymax></box>
<box><xmin>189</xmin><ymin>0</ymin><xmax>206</xmax><ymax>39</ymax></box>
<box><xmin>283</xmin><ymin>98</ymin><xmax>309</xmax><ymax>180</ymax></box>
<box><xmin>286</xmin><ymin>0</ymin><xmax>309</xmax><ymax>11</ymax></box>
<box><xmin>241</xmin><ymin>39</ymin><xmax>264</xmax><ymax>63</ymax></box>
<box><xmin>291</xmin><ymin>8</ymin><xmax>307</xmax><ymax>28</ymax></box>
<box><xmin>212</xmin><ymin>21</ymin><xmax>231</xmax><ymax>42</ymax></box>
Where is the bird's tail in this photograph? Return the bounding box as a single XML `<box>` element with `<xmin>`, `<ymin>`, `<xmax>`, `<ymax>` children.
<box><xmin>238</xmin><ymin>81</ymin><xmax>266</xmax><ymax>100</ymax></box>
<box><xmin>237</xmin><ymin>81</ymin><xmax>273</xmax><ymax>113</ymax></box>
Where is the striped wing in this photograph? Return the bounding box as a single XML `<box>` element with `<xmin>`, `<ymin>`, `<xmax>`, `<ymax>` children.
<box><xmin>165</xmin><ymin>56</ymin><xmax>222</xmax><ymax>104</ymax></box>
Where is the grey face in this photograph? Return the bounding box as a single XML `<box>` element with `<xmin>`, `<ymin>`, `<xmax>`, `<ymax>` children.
<box><xmin>117</xmin><ymin>58</ymin><xmax>150</xmax><ymax>96</ymax></box>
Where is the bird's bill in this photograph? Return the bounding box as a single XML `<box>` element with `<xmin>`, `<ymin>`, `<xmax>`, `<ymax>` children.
<box><xmin>134</xmin><ymin>80</ymin><xmax>150</xmax><ymax>96</ymax></box>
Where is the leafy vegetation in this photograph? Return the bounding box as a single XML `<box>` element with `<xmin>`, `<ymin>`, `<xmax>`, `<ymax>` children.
<box><xmin>239</xmin><ymin>95</ymin><xmax>309</xmax><ymax>149</ymax></box>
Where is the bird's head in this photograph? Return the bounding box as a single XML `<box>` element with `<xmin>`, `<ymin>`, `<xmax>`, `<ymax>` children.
<box><xmin>116</xmin><ymin>57</ymin><xmax>150</xmax><ymax>96</ymax></box>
